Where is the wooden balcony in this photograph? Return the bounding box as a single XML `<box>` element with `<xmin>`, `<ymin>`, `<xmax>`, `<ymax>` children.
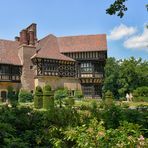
<box><xmin>0</xmin><ymin>74</ymin><xmax>21</xmax><ymax>82</ymax></box>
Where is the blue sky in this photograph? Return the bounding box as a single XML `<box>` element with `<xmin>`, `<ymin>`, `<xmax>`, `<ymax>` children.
<box><xmin>0</xmin><ymin>0</ymin><xmax>147</xmax><ymax>60</ymax></box>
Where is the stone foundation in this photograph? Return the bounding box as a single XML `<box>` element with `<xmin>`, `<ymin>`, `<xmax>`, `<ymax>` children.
<box><xmin>35</xmin><ymin>76</ymin><xmax>81</xmax><ymax>90</ymax></box>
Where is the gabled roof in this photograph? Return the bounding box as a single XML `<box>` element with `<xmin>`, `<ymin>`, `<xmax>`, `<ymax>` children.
<box><xmin>58</xmin><ymin>34</ymin><xmax>107</xmax><ymax>53</ymax></box>
<box><xmin>0</xmin><ymin>31</ymin><xmax>107</xmax><ymax>65</ymax></box>
<box><xmin>0</xmin><ymin>39</ymin><xmax>21</xmax><ymax>65</ymax></box>
<box><xmin>33</xmin><ymin>35</ymin><xmax>75</xmax><ymax>61</ymax></box>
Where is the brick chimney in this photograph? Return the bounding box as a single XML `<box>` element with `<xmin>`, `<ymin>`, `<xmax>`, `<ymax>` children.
<box><xmin>19</xmin><ymin>23</ymin><xmax>37</xmax><ymax>46</ymax></box>
<box><xmin>20</xmin><ymin>29</ymin><xmax>28</xmax><ymax>45</ymax></box>
<box><xmin>18</xmin><ymin>23</ymin><xmax>37</xmax><ymax>90</ymax></box>
<box><xmin>29</xmin><ymin>30</ymin><xmax>35</xmax><ymax>45</ymax></box>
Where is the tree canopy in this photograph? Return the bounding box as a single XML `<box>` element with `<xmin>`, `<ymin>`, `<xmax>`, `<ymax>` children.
<box><xmin>103</xmin><ymin>57</ymin><xmax>148</xmax><ymax>99</ymax></box>
<box><xmin>106</xmin><ymin>0</ymin><xmax>148</xmax><ymax>18</ymax></box>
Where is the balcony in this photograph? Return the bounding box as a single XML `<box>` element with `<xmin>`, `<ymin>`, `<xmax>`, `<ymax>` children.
<box><xmin>0</xmin><ymin>74</ymin><xmax>21</xmax><ymax>82</ymax></box>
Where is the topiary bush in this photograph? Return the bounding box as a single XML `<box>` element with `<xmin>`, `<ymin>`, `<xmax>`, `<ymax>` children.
<box><xmin>34</xmin><ymin>86</ymin><xmax>43</xmax><ymax>109</ymax></box>
<box><xmin>18</xmin><ymin>89</ymin><xmax>33</xmax><ymax>103</ymax></box>
<box><xmin>74</xmin><ymin>90</ymin><xmax>83</xmax><ymax>100</ymax></box>
<box><xmin>104</xmin><ymin>90</ymin><xmax>114</xmax><ymax>107</ymax></box>
<box><xmin>43</xmin><ymin>84</ymin><xmax>54</xmax><ymax>110</ymax></box>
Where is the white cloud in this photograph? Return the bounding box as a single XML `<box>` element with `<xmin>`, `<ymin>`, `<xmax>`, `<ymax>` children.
<box><xmin>124</xmin><ymin>28</ymin><xmax>148</xmax><ymax>51</ymax></box>
<box><xmin>108</xmin><ymin>24</ymin><xmax>137</xmax><ymax>40</ymax></box>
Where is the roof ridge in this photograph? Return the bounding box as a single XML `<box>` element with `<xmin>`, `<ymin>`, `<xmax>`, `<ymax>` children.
<box><xmin>58</xmin><ymin>34</ymin><xmax>106</xmax><ymax>38</ymax></box>
<box><xmin>0</xmin><ymin>39</ymin><xmax>17</xmax><ymax>42</ymax></box>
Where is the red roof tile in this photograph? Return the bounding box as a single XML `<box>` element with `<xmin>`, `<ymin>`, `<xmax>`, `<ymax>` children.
<box><xmin>34</xmin><ymin>35</ymin><xmax>75</xmax><ymax>61</ymax></box>
<box><xmin>58</xmin><ymin>34</ymin><xmax>107</xmax><ymax>53</ymax></box>
<box><xmin>0</xmin><ymin>40</ymin><xmax>21</xmax><ymax>65</ymax></box>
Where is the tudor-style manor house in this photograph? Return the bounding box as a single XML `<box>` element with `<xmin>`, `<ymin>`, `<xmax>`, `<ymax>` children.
<box><xmin>0</xmin><ymin>23</ymin><xmax>107</xmax><ymax>101</ymax></box>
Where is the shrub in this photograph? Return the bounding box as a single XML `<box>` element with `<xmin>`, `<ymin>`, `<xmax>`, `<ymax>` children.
<box><xmin>18</xmin><ymin>89</ymin><xmax>33</xmax><ymax>103</ymax></box>
<box><xmin>133</xmin><ymin>86</ymin><xmax>148</xmax><ymax>97</ymax></box>
<box><xmin>43</xmin><ymin>84</ymin><xmax>54</xmax><ymax>110</ymax></box>
<box><xmin>7</xmin><ymin>86</ymin><xmax>18</xmax><ymax>107</ymax></box>
<box><xmin>104</xmin><ymin>90</ymin><xmax>114</xmax><ymax>107</ymax></box>
<box><xmin>64</xmin><ymin>97</ymin><xmax>75</xmax><ymax>108</ymax></box>
<box><xmin>34</xmin><ymin>86</ymin><xmax>43</xmax><ymax>109</ymax></box>
<box><xmin>74</xmin><ymin>90</ymin><xmax>83</xmax><ymax>99</ymax></box>
<box><xmin>54</xmin><ymin>88</ymin><xmax>68</xmax><ymax>108</ymax></box>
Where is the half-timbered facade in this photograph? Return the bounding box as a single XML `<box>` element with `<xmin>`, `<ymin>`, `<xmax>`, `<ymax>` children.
<box><xmin>0</xmin><ymin>23</ymin><xmax>107</xmax><ymax>100</ymax></box>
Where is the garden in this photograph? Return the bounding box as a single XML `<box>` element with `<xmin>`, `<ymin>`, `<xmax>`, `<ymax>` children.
<box><xmin>0</xmin><ymin>57</ymin><xmax>148</xmax><ymax>147</ymax></box>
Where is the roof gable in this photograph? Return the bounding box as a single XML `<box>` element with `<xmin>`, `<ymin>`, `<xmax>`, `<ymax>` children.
<box><xmin>35</xmin><ymin>35</ymin><xmax>75</xmax><ymax>61</ymax></box>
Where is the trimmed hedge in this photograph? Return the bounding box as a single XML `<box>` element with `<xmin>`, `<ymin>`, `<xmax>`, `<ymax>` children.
<box><xmin>34</xmin><ymin>86</ymin><xmax>43</xmax><ymax>109</ymax></box>
<box><xmin>43</xmin><ymin>84</ymin><xmax>54</xmax><ymax>110</ymax></box>
<box><xmin>18</xmin><ymin>89</ymin><xmax>33</xmax><ymax>103</ymax></box>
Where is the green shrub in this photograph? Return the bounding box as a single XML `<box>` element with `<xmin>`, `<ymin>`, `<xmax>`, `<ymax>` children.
<box><xmin>43</xmin><ymin>84</ymin><xmax>54</xmax><ymax>110</ymax></box>
<box><xmin>7</xmin><ymin>86</ymin><xmax>18</xmax><ymax>107</ymax></box>
<box><xmin>74</xmin><ymin>90</ymin><xmax>83</xmax><ymax>99</ymax></box>
<box><xmin>54</xmin><ymin>88</ymin><xmax>68</xmax><ymax>108</ymax></box>
<box><xmin>133</xmin><ymin>86</ymin><xmax>148</xmax><ymax>97</ymax></box>
<box><xmin>18</xmin><ymin>89</ymin><xmax>33</xmax><ymax>103</ymax></box>
<box><xmin>104</xmin><ymin>90</ymin><xmax>114</xmax><ymax>107</ymax></box>
<box><xmin>64</xmin><ymin>97</ymin><xmax>75</xmax><ymax>108</ymax></box>
<box><xmin>34</xmin><ymin>86</ymin><xmax>43</xmax><ymax>109</ymax></box>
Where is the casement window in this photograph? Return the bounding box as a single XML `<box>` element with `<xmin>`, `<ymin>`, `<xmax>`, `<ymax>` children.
<box><xmin>80</xmin><ymin>62</ymin><xmax>93</xmax><ymax>73</ymax></box>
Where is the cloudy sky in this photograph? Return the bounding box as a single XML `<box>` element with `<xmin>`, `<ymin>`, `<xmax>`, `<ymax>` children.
<box><xmin>0</xmin><ymin>0</ymin><xmax>147</xmax><ymax>60</ymax></box>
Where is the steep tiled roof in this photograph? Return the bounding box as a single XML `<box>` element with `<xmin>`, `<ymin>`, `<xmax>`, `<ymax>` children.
<box><xmin>0</xmin><ymin>40</ymin><xmax>21</xmax><ymax>65</ymax></box>
<box><xmin>58</xmin><ymin>34</ymin><xmax>107</xmax><ymax>53</ymax></box>
<box><xmin>34</xmin><ymin>35</ymin><xmax>75</xmax><ymax>61</ymax></box>
<box><xmin>0</xmin><ymin>33</ymin><xmax>107</xmax><ymax>65</ymax></box>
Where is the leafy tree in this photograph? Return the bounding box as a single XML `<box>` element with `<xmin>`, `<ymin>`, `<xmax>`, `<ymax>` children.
<box><xmin>103</xmin><ymin>57</ymin><xmax>148</xmax><ymax>99</ymax></box>
<box><xmin>106</xmin><ymin>0</ymin><xmax>148</xmax><ymax>18</ymax></box>
<box><xmin>103</xmin><ymin>57</ymin><xmax>120</xmax><ymax>99</ymax></box>
<box><xmin>106</xmin><ymin>0</ymin><xmax>128</xmax><ymax>18</ymax></box>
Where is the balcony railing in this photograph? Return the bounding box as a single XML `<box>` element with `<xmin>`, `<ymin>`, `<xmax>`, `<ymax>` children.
<box><xmin>79</xmin><ymin>72</ymin><xmax>104</xmax><ymax>78</ymax></box>
<box><xmin>0</xmin><ymin>74</ymin><xmax>21</xmax><ymax>82</ymax></box>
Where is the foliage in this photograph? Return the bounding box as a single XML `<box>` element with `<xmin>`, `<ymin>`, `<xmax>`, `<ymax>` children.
<box><xmin>0</xmin><ymin>100</ymin><xmax>147</xmax><ymax>147</ymax></box>
<box><xmin>133</xmin><ymin>86</ymin><xmax>148</xmax><ymax>97</ymax></box>
<box><xmin>7</xmin><ymin>86</ymin><xmax>18</xmax><ymax>107</ymax></box>
<box><xmin>106</xmin><ymin>0</ymin><xmax>128</xmax><ymax>18</ymax></box>
<box><xmin>103</xmin><ymin>57</ymin><xmax>148</xmax><ymax>99</ymax></box>
<box><xmin>74</xmin><ymin>90</ymin><xmax>83</xmax><ymax>99</ymax></box>
<box><xmin>34</xmin><ymin>86</ymin><xmax>43</xmax><ymax>109</ymax></box>
<box><xmin>64</xmin><ymin>119</ymin><xmax>147</xmax><ymax>148</ymax></box>
<box><xmin>106</xmin><ymin>0</ymin><xmax>148</xmax><ymax>18</ymax></box>
<box><xmin>43</xmin><ymin>84</ymin><xmax>54</xmax><ymax>110</ymax></box>
<box><xmin>104</xmin><ymin>90</ymin><xmax>114</xmax><ymax>103</ymax></box>
<box><xmin>103</xmin><ymin>57</ymin><xmax>120</xmax><ymax>99</ymax></box>
<box><xmin>64</xmin><ymin>97</ymin><xmax>75</xmax><ymax>108</ymax></box>
<box><xmin>54</xmin><ymin>88</ymin><xmax>68</xmax><ymax>108</ymax></box>
<box><xmin>18</xmin><ymin>89</ymin><xmax>33</xmax><ymax>103</ymax></box>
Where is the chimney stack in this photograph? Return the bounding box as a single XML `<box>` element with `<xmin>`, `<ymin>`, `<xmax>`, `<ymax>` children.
<box><xmin>29</xmin><ymin>30</ymin><xmax>35</xmax><ymax>45</ymax></box>
<box><xmin>15</xmin><ymin>36</ymin><xmax>20</xmax><ymax>41</ymax></box>
<box><xmin>18</xmin><ymin>23</ymin><xmax>37</xmax><ymax>46</ymax></box>
<box><xmin>20</xmin><ymin>29</ymin><xmax>28</xmax><ymax>45</ymax></box>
